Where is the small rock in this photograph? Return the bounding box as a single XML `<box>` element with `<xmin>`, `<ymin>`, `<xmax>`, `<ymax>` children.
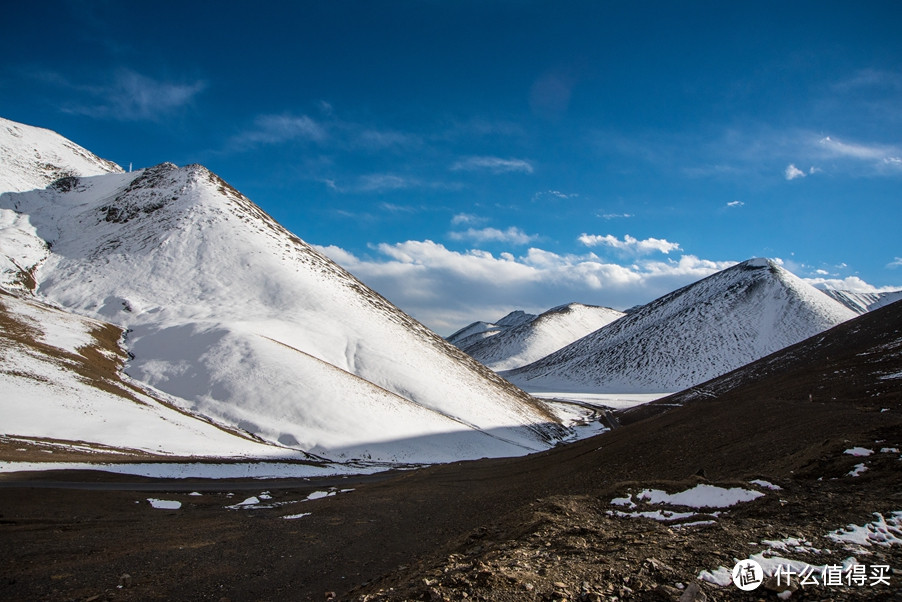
<box><xmin>553</xmin><ymin>581</ymin><xmax>568</xmax><ymax>589</ymax></box>
<box><xmin>678</xmin><ymin>582</ymin><xmax>707</xmax><ymax>602</ymax></box>
<box><xmin>118</xmin><ymin>573</ymin><xmax>133</xmax><ymax>589</ymax></box>
<box><xmin>763</xmin><ymin>575</ymin><xmax>798</xmax><ymax>595</ymax></box>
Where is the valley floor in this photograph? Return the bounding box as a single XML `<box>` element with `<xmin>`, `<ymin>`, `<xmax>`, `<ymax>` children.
<box><xmin>2</xmin><ymin>392</ymin><xmax>901</xmax><ymax>601</ymax></box>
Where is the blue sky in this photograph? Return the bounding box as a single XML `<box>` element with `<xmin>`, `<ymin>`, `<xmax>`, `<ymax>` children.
<box><xmin>3</xmin><ymin>1</ymin><xmax>901</xmax><ymax>333</ymax></box>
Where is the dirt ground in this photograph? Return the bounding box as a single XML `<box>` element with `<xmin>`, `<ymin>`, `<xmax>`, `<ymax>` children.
<box><xmin>2</xmin><ymin>392</ymin><xmax>901</xmax><ymax>601</ymax></box>
<box><xmin>2</xmin><ymin>304</ymin><xmax>901</xmax><ymax>601</ymax></box>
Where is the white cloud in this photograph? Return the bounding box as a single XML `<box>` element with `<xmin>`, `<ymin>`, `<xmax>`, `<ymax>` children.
<box><xmin>816</xmin><ymin>136</ymin><xmax>902</xmax><ymax>172</ymax></box>
<box><xmin>57</xmin><ymin>69</ymin><xmax>206</xmax><ymax>121</ymax></box>
<box><xmin>578</xmin><ymin>233</ymin><xmax>681</xmax><ymax>255</ymax></box>
<box><xmin>819</xmin><ymin>136</ymin><xmax>888</xmax><ymax>160</ymax></box>
<box><xmin>448</xmin><ymin>226</ymin><xmax>538</xmax><ymax>245</ymax></box>
<box><xmin>784</xmin><ymin>164</ymin><xmax>806</xmax><ymax>180</ymax></box>
<box><xmin>451</xmin><ymin>213</ymin><xmax>486</xmax><ymax>226</ymax></box>
<box><xmin>805</xmin><ymin>275</ymin><xmax>901</xmax><ymax>294</ymax></box>
<box><xmin>726</xmin><ymin>200</ymin><xmax>744</xmax><ymax>207</ymax></box>
<box><xmin>354</xmin><ymin>128</ymin><xmax>419</xmax><ymax>150</ymax></box>
<box><xmin>324</xmin><ymin>173</ymin><xmax>429</xmax><ymax>193</ymax></box>
<box><xmin>450</xmin><ymin>156</ymin><xmax>534</xmax><ymax>174</ymax></box>
<box><xmin>231</xmin><ymin>113</ymin><xmax>327</xmax><ymax>148</ymax></box>
<box><xmin>598</xmin><ymin>213</ymin><xmax>634</xmax><ymax>220</ymax></box>
<box><xmin>317</xmin><ymin>240</ymin><xmax>733</xmax><ymax>334</ymax></box>
<box><xmin>888</xmin><ymin>257</ymin><xmax>902</xmax><ymax>269</ymax></box>
<box><xmin>533</xmin><ymin>190</ymin><xmax>578</xmax><ymax>201</ymax></box>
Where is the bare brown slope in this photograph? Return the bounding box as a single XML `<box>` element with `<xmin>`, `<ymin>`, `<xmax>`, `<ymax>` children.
<box><xmin>1</xmin><ymin>303</ymin><xmax>901</xmax><ymax>601</ymax></box>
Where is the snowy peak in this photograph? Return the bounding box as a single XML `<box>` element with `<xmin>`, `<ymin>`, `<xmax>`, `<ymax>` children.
<box><xmin>462</xmin><ymin>303</ymin><xmax>625</xmax><ymax>371</ymax></box>
<box><xmin>447</xmin><ymin>310</ymin><xmax>538</xmax><ymax>349</ymax></box>
<box><xmin>504</xmin><ymin>258</ymin><xmax>857</xmax><ymax>393</ymax></box>
<box><xmin>0</xmin><ymin>119</ymin><xmax>563</xmax><ymax>463</ymax></box>
<box><xmin>819</xmin><ymin>288</ymin><xmax>902</xmax><ymax>315</ymax></box>
<box><xmin>0</xmin><ymin>117</ymin><xmax>122</xmax><ymax>193</ymax></box>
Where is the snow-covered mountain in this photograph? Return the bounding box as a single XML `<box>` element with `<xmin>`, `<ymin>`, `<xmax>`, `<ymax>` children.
<box><xmin>504</xmin><ymin>259</ymin><xmax>857</xmax><ymax>393</ymax></box>
<box><xmin>819</xmin><ymin>288</ymin><xmax>902</xmax><ymax>315</ymax></box>
<box><xmin>0</xmin><ymin>117</ymin><xmax>122</xmax><ymax>193</ymax></box>
<box><xmin>0</xmin><ymin>118</ymin><xmax>563</xmax><ymax>463</ymax></box>
<box><xmin>457</xmin><ymin>303</ymin><xmax>624</xmax><ymax>371</ymax></box>
<box><xmin>447</xmin><ymin>310</ymin><xmax>536</xmax><ymax>350</ymax></box>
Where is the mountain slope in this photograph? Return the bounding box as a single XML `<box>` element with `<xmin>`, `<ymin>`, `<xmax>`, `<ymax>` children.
<box><xmin>0</xmin><ymin>289</ymin><xmax>302</xmax><ymax>458</ymax></box>
<box><xmin>0</xmin><ymin>117</ymin><xmax>122</xmax><ymax>193</ymax></box>
<box><xmin>0</xmin><ymin>119</ymin><xmax>562</xmax><ymax>463</ymax></box>
<box><xmin>820</xmin><ymin>288</ymin><xmax>902</xmax><ymax>314</ymax></box>
<box><xmin>461</xmin><ymin>303</ymin><xmax>624</xmax><ymax>371</ymax></box>
<box><xmin>504</xmin><ymin>258</ymin><xmax>857</xmax><ymax>393</ymax></box>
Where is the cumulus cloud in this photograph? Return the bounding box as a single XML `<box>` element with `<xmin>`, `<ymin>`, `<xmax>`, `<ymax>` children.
<box><xmin>784</xmin><ymin>164</ymin><xmax>806</xmax><ymax>180</ymax></box>
<box><xmin>804</xmin><ymin>275</ymin><xmax>902</xmax><ymax>294</ymax></box>
<box><xmin>448</xmin><ymin>226</ymin><xmax>538</xmax><ymax>245</ymax></box>
<box><xmin>726</xmin><ymin>200</ymin><xmax>744</xmax><ymax>207</ymax></box>
<box><xmin>316</xmin><ymin>240</ymin><xmax>733</xmax><ymax>334</ymax></box>
<box><xmin>450</xmin><ymin>156</ymin><xmax>534</xmax><ymax>174</ymax></box>
<box><xmin>578</xmin><ymin>233</ymin><xmax>681</xmax><ymax>255</ymax></box>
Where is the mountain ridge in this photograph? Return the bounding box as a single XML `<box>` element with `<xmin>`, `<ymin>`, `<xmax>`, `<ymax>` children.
<box><xmin>504</xmin><ymin>258</ymin><xmax>857</xmax><ymax>393</ymax></box>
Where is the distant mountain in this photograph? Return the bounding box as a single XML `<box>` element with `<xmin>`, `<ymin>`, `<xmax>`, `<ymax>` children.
<box><xmin>459</xmin><ymin>303</ymin><xmax>624</xmax><ymax>371</ymax></box>
<box><xmin>819</xmin><ymin>288</ymin><xmax>902</xmax><ymax>315</ymax></box>
<box><xmin>447</xmin><ymin>310</ymin><xmax>536</xmax><ymax>350</ymax></box>
<box><xmin>504</xmin><ymin>258</ymin><xmax>857</xmax><ymax>393</ymax></box>
<box><xmin>0</xmin><ymin>117</ymin><xmax>564</xmax><ymax>463</ymax></box>
<box><xmin>629</xmin><ymin>296</ymin><xmax>902</xmax><ymax>418</ymax></box>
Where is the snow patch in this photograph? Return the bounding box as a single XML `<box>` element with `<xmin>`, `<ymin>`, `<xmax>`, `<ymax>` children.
<box><xmin>634</xmin><ymin>484</ymin><xmax>764</xmax><ymax>508</ymax></box>
<box><xmin>828</xmin><ymin>512</ymin><xmax>902</xmax><ymax>550</ymax></box>
<box><xmin>847</xmin><ymin>463</ymin><xmax>868</xmax><ymax>477</ymax></box>
<box><xmin>147</xmin><ymin>498</ymin><xmax>181</xmax><ymax>510</ymax></box>
<box><xmin>750</xmin><ymin>479</ymin><xmax>782</xmax><ymax>491</ymax></box>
